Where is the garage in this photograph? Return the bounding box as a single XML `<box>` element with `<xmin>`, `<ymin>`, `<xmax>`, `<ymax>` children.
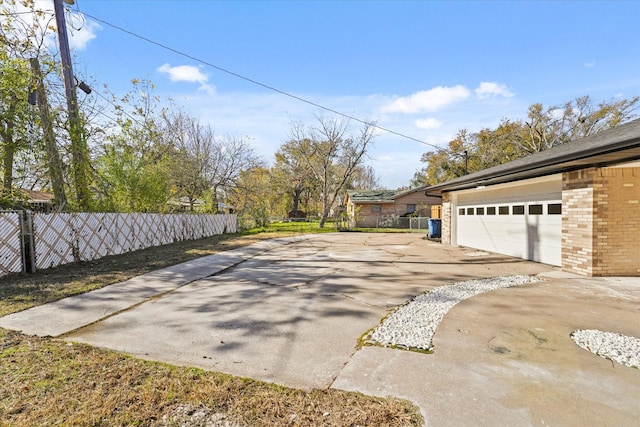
<box><xmin>451</xmin><ymin>175</ymin><xmax>562</xmax><ymax>266</ymax></box>
<box><xmin>420</xmin><ymin>118</ymin><xmax>640</xmax><ymax>276</ymax></box>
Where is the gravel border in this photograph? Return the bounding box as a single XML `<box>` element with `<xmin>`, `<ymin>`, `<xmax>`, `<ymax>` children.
<box><xmin>368</xmin><ymin>275</ymin><xmax>542</xmax><ymax>351</ymax></box>
<box><xmin>571</xmin><ymin>329</ymin><xmax>640</xmax><ymax>369</ymax></box>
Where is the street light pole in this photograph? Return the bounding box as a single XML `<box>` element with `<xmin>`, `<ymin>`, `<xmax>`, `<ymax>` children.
<box><xmin>53</xmin><ymin>0</ymin><xmax>90</xmax><ymax>210</ymax></box>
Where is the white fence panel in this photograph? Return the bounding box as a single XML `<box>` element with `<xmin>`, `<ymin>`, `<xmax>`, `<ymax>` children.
<box><xmin>34</xmin><ymin>213</ymin><xmax>74</xmax><ymax>270</ymax></box>
<box><xmin>0</xmin><ymin>212</ymin><xmax>23</xmax><ymax>276</ymax></box>
<box><xmin>30</xmin><ymin>213</ymin><xmax>236</xmax><ymax>271</ymax></box>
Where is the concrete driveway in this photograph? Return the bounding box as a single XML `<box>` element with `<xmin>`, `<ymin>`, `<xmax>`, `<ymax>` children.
<box><xmin>1</xmin><ymin>233</ymin><xmax>639</xmax><ymax>426</ymax></box>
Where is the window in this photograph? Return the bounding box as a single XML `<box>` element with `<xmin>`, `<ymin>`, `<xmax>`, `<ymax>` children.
<box><xmin>487</xmin><ymin>206</ymin><xmax>496</xmax><ymax>215</ymax></box>
<box><xmin>528</xmin><ymin>204</ymin><xmax>543</xmax><ymax>215</ymax></box>
<box><xmin>499</xmin><ymin>206</ymin><xmax>509</xmax><ymax>215</ymax></box>
<box><xmin>476</xmin><ymin>207</ymin><xmax>485</xmax><ymax>215</ymax></box>
<box><xmin>466</xmin><ymin>207</ymin><xmax>475</xmax><ymax>215</ymax></box>
<box><xmin>371</xmin><ymin>204</ymin><xmax>381</xmax><ymax>213</ymax></box>
<box><xmin>512</xmin><ymin>205</ymin><xmax>525</xmax><ymax>215</ymax></box>
<box><xmin>548</xmin><ymin>203</ymin><xmax>562</xmax><ymax>215</ymax></box>
<box><xmin>459</xmin><ymin>208</ymin><xmax>465</xmax><ymax>215</ymax></box>
<box><xmin>406</xmin><ymin>204</ymin><xmax>416</xmax><ymax>214</ymax></box>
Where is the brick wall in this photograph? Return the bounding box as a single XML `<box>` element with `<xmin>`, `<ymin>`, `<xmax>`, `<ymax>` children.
<box><xmin>562</xmin><ymin>167</ymin><xmax>640</xmax><ymax>276</ymax></box>
<box><xmin>593</xmin><ymin>167</ymin><xmax>640</xmax><ymax>276</ymax></box>
<box><xmin>562</xmin><ymin>169</ymin><xmax>596</xmax><ymax>275</ymax></box>
<box><xmin>441</xmin><ymin>193</ymin><xmax>451</xmax><ymax>244</ymax></box>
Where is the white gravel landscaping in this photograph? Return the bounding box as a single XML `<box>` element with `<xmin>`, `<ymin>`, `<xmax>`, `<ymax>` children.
<box><xmin>368</xmin><ymin>275</ymin><xmax>543</xmax><ymax>351</ymax></box>
<box><xmin>571</xmin><ymin>329</ymin><xmax>640</xmax><ymax>369</ymax></box>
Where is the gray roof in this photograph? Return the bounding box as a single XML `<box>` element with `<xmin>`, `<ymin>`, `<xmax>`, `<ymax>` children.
<box><xmin>346</xmin><ymin>190</ymin><xmax>398</xmax><ymax>203</ymax></box>
<box><xmin>421</xmin><ymin>118</ymin><xmax>640</xmax><ymax>193</ymax></box>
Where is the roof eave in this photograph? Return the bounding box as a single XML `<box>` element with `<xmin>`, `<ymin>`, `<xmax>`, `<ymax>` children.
<box><xmin>423</xmin><ymin>134</ymin><xmax>640</xmax><ymax>194</ymax></box>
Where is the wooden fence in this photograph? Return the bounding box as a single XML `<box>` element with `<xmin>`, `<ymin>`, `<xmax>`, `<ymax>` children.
<box><xmin>0</xmin><ymin>212</ymin><xmax>237</xmax><ymax>277</ymax></box>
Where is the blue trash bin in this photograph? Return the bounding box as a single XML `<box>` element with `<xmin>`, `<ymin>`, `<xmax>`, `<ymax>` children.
<box><xmin>428</xmin><ymin>218</ymin><xmax>441</xmax><ymax>238</ymax></box>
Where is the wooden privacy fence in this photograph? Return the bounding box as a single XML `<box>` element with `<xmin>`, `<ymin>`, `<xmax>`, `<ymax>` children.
<box><xmin>0</xmin><ymin>212</ymin><xmax>237</xmax><ymax>277</ymax></box>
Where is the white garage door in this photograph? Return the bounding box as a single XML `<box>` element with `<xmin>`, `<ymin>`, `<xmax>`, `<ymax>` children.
<box><xmin>453</xmin><ymin>176</ymin><xmax>562</xmax><ymax>266</ymax></box>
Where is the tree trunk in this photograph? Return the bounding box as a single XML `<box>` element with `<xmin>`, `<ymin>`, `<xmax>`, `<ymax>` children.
<box><xmin>0</xmin><ymin>105</ymin><xmax>16</xmax><ymax>198</ymax></box>
<box><xmin>30</xmin><ymin>58</ymin><xmax>67</xmax><ymax>210</ymax></box>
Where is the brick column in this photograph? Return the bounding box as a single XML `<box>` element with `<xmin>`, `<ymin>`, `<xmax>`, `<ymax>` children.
<box><xmin>562</xmin><ymin>169</ymin><xmax>595</xmax><ymax>275</ymax></box>
<box><xmin>441</xmin><ymin>193</ymin><xmax>452</xmax><ymax>245</ymax></box>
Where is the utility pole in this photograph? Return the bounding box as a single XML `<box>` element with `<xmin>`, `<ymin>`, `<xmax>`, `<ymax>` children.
<box><xmin>54</xmin><ymin>0</ymin><xmax>90</xmax><ymax>210</ymax></box>
<box><xmin>464</xmin><ymin>150</ymin><xmax>468</xmax><ymax>175</ymax></box>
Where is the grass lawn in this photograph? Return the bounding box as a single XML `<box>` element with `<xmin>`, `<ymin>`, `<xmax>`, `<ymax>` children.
<box><xmin>0</xmin><ymin>222</ymin><xmax>421</xmax><ymax>426</ymax></box>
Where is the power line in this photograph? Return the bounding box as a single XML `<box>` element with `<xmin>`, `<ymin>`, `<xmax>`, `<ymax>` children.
<box><xmin>81</xmin><ymin>12</ymin><xmax>445</xmax><ymax>152</ymax></box>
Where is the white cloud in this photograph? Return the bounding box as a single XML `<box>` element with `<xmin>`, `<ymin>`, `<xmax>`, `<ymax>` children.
<box><xmin>474</xmin><ymin>82</ymin><xmax>514</xmax><ymax>100</ymax></box>
<box><xmin>584</xmin><ymin>61</ymin><xmax>596</xmax><ymax>68</ymax></box>
<box><xmin>381</xmin><ymin>85</ymin><xmax>471</xmax><ymax>114</ymax></box>
<box><xmin>158</xmin><ymin>63</ymin><xmax>215</xmax><ymax>94</ymax></box>
<box><xmin>415</xmin><ymin>117</ymin><xmax>442</xmax><ymax>130</ymax></box>
<box><xmin>158</xmin><ymin>63</ymin><xmax>208</xmax><ymax>83</ymax></box>
<box><xmin>67</xmin><ymin>18</ymin><xmax>101</xmax><ymax>51</ymax></box>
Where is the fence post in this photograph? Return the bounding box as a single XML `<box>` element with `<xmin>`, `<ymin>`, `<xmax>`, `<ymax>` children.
<box><xmin>19</xmin><ymin>211</ymin><xmax>36</xmax><ymax>273</ymax></box>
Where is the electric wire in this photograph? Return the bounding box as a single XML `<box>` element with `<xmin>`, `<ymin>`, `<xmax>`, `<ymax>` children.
<box><xmin>81</xmin><ymin>12</ymin><xmax>445</xmax><ymax>152</ymax></box>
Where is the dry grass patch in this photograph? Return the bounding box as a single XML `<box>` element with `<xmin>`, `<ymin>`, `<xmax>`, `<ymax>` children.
<box><xmin>0</xmin><ymin>329</ymin><xmax>421</xmax><ymax>426</ymax></box>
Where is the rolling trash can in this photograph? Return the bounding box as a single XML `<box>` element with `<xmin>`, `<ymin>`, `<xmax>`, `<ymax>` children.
<box><xmin>427</xmin><ymin>218</ymin><xmax>441</xmax><ymax>239</ymax></box>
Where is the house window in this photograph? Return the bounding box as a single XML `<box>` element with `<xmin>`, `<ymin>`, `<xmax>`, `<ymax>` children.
<box><xmin>371</xmin><ymin>204</ymin><xmax>381</xmax><ymax>213</ymax></box>
<box><xmin>476</xmin><ymin>207</ymin><xmax>485</xmax><ymax>215</ymax></box>
<box><xmin>499</xmin><ymin>206</ymin><xmax>509</xmax><ymax>215</ymax></box>
<box><xmin>487</xmin><ymin>206</ymin><xmax>496</xmax><ymax>215</ymax></box>
<box><xmin>512</xmin><ymin>205</ymin><xmax>525</xmax><ymax>215</ymax></box>
<box><xmin>459</xmin><ymin>208</ymin><xmax>465</xmax><ymax>215</ymax></box>
<box><xmin>466</xmin><ymin>207</ymin><xmax>474</xmax><ymax>215</ymax></box>
<box><xmin>548</xmin><ymin>203</ymin><xmax>562</xmax><ymax>215</ymax></box>
<box><xmin>528</xmin><ymin>204</ymin><xmax>543</xmax><ymax>215</ymax></box>
<box><xmin>406</xmin><ymin>204</ymin><xmax>416</xmax><ymax>214</ymax></box>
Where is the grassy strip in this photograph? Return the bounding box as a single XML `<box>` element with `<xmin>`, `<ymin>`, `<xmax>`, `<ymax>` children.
<box><xmin>0</xmin><ymin>222</ymin><xmax>422</xmax><ymax>426</ymax></box>
<box><xmin>0</xmin><ymin>329</ymin><xmax>421</xmax><ymax>426</ymax></box>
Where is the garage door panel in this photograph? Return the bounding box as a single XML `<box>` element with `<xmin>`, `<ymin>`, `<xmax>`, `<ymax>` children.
<box><xmin>456</xmin><ymin>203</ymin><xmax>562</xmax><ymax>266</ymax></box>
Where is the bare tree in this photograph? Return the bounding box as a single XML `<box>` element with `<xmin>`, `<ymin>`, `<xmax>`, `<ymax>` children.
<box><xmin>290</xmin><ymin>116</ymin><xmax>376</xmax><ymax>228</ymax></box>
<box><xmin>162</xmin><ymin>110</ymin><xmax>264</xmax><ymax>212</ymax></box>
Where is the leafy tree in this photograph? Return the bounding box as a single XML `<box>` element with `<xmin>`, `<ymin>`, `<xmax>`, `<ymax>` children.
<box><xmin>410</xmin><ymin>130</ymin><xmax>474</xmax><ymax>187</ymax></box>
<box><xmin>412</xmin><ymin>95</ymin><xmax>639</xmax><ymax>186</ymax></box>
<box><xmin>227</xmin><ymin>166</ymin><xmax>275</xmax><ymax>225</ymax></box>
<box><xmin>93</xmin><ymin>80</ymin><xmax>171</xmax><ymax>212</ymax></box>
<box><xmin>271</xmin><ymin>139</ymin><xmax>316</xmax><ymax>217</ymax></box>
<box><xmin>517</xmin><ymin>95</ymin><xmax>639</xmax><ymax>153</ymax></box>
<box><xmin>0</xmin><ymin>51</ymin><xmax>33</xmax><ymax>200</ymax></box>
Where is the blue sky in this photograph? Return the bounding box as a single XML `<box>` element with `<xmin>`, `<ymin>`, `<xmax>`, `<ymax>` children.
<box><xmin>45</xmin><ymin>1</ymin><xmax>640</xmax><ymax>188</ymax></box>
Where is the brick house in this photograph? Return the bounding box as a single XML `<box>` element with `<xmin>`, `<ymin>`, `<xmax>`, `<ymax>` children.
<box><xmin>420</xmin><ymin>118</ymin><xmax>640</xmax><ymax>277</ymax></box>
<box><xmin>343</xmin><ymin>188</ymin><xmax>441</xmax><ymax>228</ymax></box>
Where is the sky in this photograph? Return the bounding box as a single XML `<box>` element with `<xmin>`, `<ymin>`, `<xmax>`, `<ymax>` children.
<box><xmin>31</xmin><ymin>1</ymin><xmax>640</xmax><ymax>188</ymax></box>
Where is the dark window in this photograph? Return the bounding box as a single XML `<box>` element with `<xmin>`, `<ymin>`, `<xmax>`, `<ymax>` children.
<box><xmin>459</xmin><ymin>208</ymin><xmax>465</xmax><ymax>215</ymax></box>
<box><xmin>407</xmin><ymin>204</ymin><xmax>416</xmax><ymax>213</ymax></box>
<box><xmin>548</xmin><ymin>203</ymin><xmax>562</xmax><ymax>215</ymax></box>
<box><xmin>487</xmin><ymin>206</ymin><xmax>496</xmax><ymax>215</ymax></box>
<box><xmin>512</xmin><ymin>205</ymin><xmax>525</xmax><ymax>215</ymax></box>
<box><xmin>528</xmin><ymin>204</ymin><xmax>543</xmax><ymax>215</ymax></box>
<box><xmin>371</xmin><ymin>204</ymin><xmax>381</xmax><ymax>213</ymax></box>
<box><xmin>466</xmin><ymin>207</ymin><xmax>474</xmax><ymax>215</ymax></box>
<box><xmin>476</xmin><ymin>207</ymin><xmax>485</xmax><ymax>215</ymax></box>
<box><xmin>499</xmin><ymin>206</ymin><xmax>509</xmax><ymax>215</ymax></box>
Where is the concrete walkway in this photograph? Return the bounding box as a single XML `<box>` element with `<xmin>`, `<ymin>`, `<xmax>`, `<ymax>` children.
<box><xmin>1</xmin><ymin>233</ymin><xmax>638</xmax><ymax>426</ymax></box>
